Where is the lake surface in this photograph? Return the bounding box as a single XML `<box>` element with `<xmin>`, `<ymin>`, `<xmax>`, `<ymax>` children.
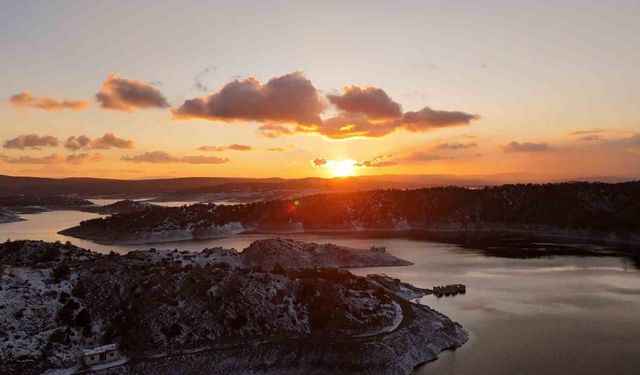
<box><xmin>1</xmin><ymin>210</ymin><xmax>639</xmax><ymax>374</ymax></box>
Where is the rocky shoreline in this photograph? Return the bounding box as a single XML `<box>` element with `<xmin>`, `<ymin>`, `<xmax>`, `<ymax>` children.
<box><xmin>101</xmin><ymin>303</ymin><xmax>467</xmax><ymax>375</ymax></box>
<box><xmin>0</xmin><ymin>239</ymin><xmax>465</xmax><ymax>375</ymax></box>
<box><xmin>60</xmin><ymin>222</ymin><xmax>640</xmax><ymax>246</ymax></box>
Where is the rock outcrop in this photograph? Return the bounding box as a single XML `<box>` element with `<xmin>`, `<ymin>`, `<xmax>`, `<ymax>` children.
<box><xmin>0</xmin><ymin>239</ymin><xmax>466</xmax><ymax>375</ymax></box>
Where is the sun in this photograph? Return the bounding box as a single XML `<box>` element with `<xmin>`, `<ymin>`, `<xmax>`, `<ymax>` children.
<box><xmin>328</xmin><ymin>159</ymin><xmax>356</xmax><ymax>177</ymax></box>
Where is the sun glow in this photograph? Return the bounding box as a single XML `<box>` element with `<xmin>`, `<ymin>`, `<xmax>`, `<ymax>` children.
<box><xmin>327</xmin><ymin>159</ymin><xmax>357</xmax><ymax>177</ymax></box>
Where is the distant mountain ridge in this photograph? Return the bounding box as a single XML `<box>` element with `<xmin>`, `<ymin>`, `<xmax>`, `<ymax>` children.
<box><xmin>0</xmin><ymin>174</ymin><xmax>635</xmax><ymax>197</ymax></box>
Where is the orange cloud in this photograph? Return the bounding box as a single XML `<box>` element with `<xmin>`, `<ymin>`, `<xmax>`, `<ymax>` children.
<box><xmin>90</xmin><ymin>133</ymin><xmax>134</xmax><ymax>149</ymax></box>
<box><xmin>311</xmin><ymin>155</ymin><xmax>398</xmax><ymax>169</ymax></box>
<box><xmin>3</xmin><ymin>134</ymin><xmax>59</xmax><ymax>150</ymax></box>
<box><xmin>175</xmin><ymin>73</ymin><xmax>479</xmax><ymax>140</ymax></box>
<box><xmin>122</xmin><ymin>151</ymin><xmax>229</xmax><ymax>164</ymax></box>
<box><xmin>0</xmin><ymin>153</ymin><xmax>65</xmax><ymax>164</ymax></box>
<box><xmin>0</xmin><ymin>152</ymin><xmax>104</xmax><ymax>165</ymax></box>
<box><xmin>354</xmin><ymin>154</ymin><xmax>399</xmax><ymax>167</ymax></box>
<box><xmin>174</xmin><ymin>72</ymin><xmax>325</xmax><ymax>125</ymax></box>
<box><xmin>298</xmin><ymin>113</ymin><xmax>397</xmax><ymax>139</ymax></box>
<box><xmin>435</xmin><ymin>142</ymin><xmax>478</xmax><ymax>150</ymax></box>
<box><xmin>258</xmin><ymin>123</ymin><xmax>294</xmax><ymax>138</ymax></box>
<box><xmin>327</xmin><ymin>86</ymin><xmax>402</xmax><ymax>119</ymax></box>
<box><xmin>9</xmin><ymin>92</ymin><xmax>88</xmax><ymax>111</ymax></box>
<box><xmin>64</xmin><ymin>133</ymin><xmax>134</xmax><ymax>150</ymax></box>
<box><xmin>198</xmin><ymin>144</ymin><xmax>253</xmax><ymax>152</ymax></box>
<box><xmin>96</xmin><ymin>74</ymin><xmax>169</xmax><ymax>112</ymax></box>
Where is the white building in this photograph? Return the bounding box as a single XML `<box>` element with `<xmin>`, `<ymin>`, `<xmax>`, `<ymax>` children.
<box><xmin>82</xmin><ymin>344</ymin><xmax>120</xmax><ymax>366</ymax></box>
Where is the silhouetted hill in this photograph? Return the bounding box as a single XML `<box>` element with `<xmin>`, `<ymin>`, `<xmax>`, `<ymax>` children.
<box><xmin>61</xmin><ymin>181</ymin><xmax>640</xmax><ymax>245</ymax></box>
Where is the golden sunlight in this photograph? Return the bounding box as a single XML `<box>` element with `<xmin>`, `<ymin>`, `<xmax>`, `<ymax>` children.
<box><xmin>327</xmin><ymin>159</ymin><xmax>357</xmax><ymax>177</ymax></box>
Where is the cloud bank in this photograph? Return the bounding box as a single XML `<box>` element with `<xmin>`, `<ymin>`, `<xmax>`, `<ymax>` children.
<box><xmin>176</xmin><ymin>72</ymin><xmax>479</xmax><ymax>140</ymax></box>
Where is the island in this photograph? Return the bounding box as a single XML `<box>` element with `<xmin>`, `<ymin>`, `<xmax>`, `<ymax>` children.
<box><xmin>60</xmin><ymin>182</ymin><xmax>640</xmax><ymax>245</ymax></box>
<box><xmin>0</xmin><ymin>239</ymin><xmax>467</xmax><ymax>375</ymax></box>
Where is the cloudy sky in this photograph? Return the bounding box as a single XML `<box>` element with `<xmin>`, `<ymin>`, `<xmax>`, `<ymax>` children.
<box><xmin>1</xmin><ymin>0</ymin><xmax>639</xmax><ymax>179</ymax></box>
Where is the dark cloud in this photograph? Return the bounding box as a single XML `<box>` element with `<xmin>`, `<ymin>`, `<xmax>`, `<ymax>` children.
<box><xmin>64</xmin><ymin>135</ymin><xmax>91</xmax><ymax>151</ymax></box>
<box><xmin>0</xmin><ymin>153</ymin><xmax>64</xmax><ymax>164</ymax></box>
<box><xmin>503</xmin><ymin>141</ymin><xmax>550</xmax><ymax>153</ymax></box>
<box><xmin>64</xmin><ymin>133</ymin><xmax>133</xmax><ymax>150</ymax></box>
<box><xmin>174</xmin><ymin>72</ymin><xmax>325</xmax><ymax>125</ymax></box>
<box><xmin>9</xmin><ymin>92</ymin><xmax>89</xmax><ymax>111</ymax></box>
<box><xmin>3</xmin><ymin>134</ymin><xmax>59</xmax><ymax>150</ymax></box>
<box><xmin>258</xmin><ymin>123</ymin><xmax>294</xmax><ymax>138</ymax></box>
<box><xmin>96</xmin><ymin>74</ymin><xmax>170</xmax><ymax>112</ymax></box>
<box><xmin>122</xmin><ymin>151</ymin><xmax>229</xmax><ymax>164</ymax></box>
<box><xmin>267</xmin><ymin>147</ymin><xmax>286</xmax><ymax>152</ymax></box>
<box><xmin>435</xmin><ymin>142</ymin><xmax>478</xmax><ymax>150</ymax></box>
<box><xmin>177</xmin><ymin>73</ymin><xmax>479</xmax><ymax>140</ymax></box>
<box><xmin>198</xmin><ymin>144</ymin><xmax>253</xmax><ymax>152</ymax></box>
<box><xmin>311</xmin><ymin>158</ymin><xmax>327</xmax><ymax>167</ymax></box>
<box><xmin>90</xmin><ymin>133</ymin><xmax>134</xmax><ymax>149</ymax></box>
<box><xmin>402</xmin><ymin>107</ymin><xmax>480</xmax><ymax>132</ymax></box>
<box><xmin>327</xmin><ymin>86</ymin><xmax>402</xmax><ymax>119</ymax></box>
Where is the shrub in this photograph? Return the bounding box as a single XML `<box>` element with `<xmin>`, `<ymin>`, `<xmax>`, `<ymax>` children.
<box><xmin>166</xmin><ymin>323</ymin><xmax>182</xmax><ymax>337</ymax></box>
<box><xmin>75</xmin><ymin>308</ymin><xmax>91</xmax><ymax>327</ymax></box>
<box><xmin>57</xmin><ymin>300</ymin><xmax>79</xmax><ymax>325</ymax></box>
<box><xmin>48</xmin><ymin>329</ymin><xmax>67</xmax><ymax>344</ymax></box>
<box><xmin>71</xmin><ymin>282</ymin><xmax>88</xmax><ymax>298</ymax></box>
<box><xmin>41</xmin><ymin>247</ymin><xmax>61</xmax><ymax>262</ymax></box>
<box><xmin>52</xmin><ymin>263</ymin><xmax>70</xmax><ymax>282</ymax></box>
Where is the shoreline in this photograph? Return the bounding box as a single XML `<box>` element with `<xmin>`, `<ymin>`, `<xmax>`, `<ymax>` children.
<box><xmin>59</xmin><ymin>225</ymin><xmax>640</xmax><ymax>247</ymax></box>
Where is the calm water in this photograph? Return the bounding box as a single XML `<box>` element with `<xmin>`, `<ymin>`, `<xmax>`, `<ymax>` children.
<box><xmin>1</xmin><ymin>211</ymin><xmax>639</xmax><ymax>374</ymax></box>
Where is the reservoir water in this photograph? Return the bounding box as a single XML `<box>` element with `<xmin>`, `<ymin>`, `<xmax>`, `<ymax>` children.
<box><xmin>1</xmin><ymin>210</ymin><xmax>639</xmax><ymax>374</ymax></box>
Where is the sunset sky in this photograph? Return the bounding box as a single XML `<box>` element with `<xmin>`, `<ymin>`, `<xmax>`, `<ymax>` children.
<box><xmin>1</xmin><ymin>0</ymin><xmax>639</xmax><ymax>180</ymax></box>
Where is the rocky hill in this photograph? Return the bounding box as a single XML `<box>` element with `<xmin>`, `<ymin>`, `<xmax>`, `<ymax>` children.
<box><xmin>61</xmin><ymin>182</ymin><xmax>640</xmax><ymax>244</ymax></box>
<box><xmin>0</xmin><ymin>239</ymin><xmax>466</xmax><ymax>375</ymax></box>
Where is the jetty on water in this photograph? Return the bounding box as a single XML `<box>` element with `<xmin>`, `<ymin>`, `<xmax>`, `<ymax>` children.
<box><xmin>432</xmin><ymin>284</ymin><xmax>466</xmax><ymax>297</ymax></box>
